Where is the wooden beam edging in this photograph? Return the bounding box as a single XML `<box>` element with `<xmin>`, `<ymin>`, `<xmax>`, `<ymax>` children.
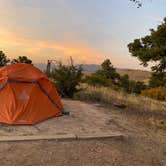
<box><xmin>0</xmin><ymin>132</ymin><xmax>124</xmax><ymax>142</ymax></box>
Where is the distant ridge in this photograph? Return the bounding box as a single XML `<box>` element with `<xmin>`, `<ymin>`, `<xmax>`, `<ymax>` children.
<box><xmin>34</xmin><ymin>63</ymin><xmax>47</xmax><ymax>71</ymax></box>
<box><xmin>34</xmin><ymin>63</ymin><xmax>101</xmax><ymax>72</ymax></box>
<box><xmin>34</xmin><ymin>63</ymin><xmax>150</xmax><ymax>82</ymax></box>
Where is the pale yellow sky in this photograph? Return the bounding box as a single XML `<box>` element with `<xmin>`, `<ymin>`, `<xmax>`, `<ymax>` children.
<box><xmin>0</xmin><ymin>29</ymin><xmax>108</xmax><ymax>64</ymax></box>
<box><xmin>0</xmin><ymin>0</ymin><xmax>165</xmax><ymax>69</ymax></box>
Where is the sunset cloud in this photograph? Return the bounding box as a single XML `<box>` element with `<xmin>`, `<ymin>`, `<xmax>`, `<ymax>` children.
<box><xmin>0</xmin><ymin>29</ymin><xmax>107</xmax><ymax>64</ymax></box>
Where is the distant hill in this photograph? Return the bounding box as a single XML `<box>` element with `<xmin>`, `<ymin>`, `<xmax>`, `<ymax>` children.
<box><xmin>34</xmin><ymin>63</ymin><xmax>47</xmax><ymax>71</ymax></box>
<box><xmin>34</xmin><ymin>63</ymin><xmax>151</xmax><ymax>83</ymax></box>
<box><xmin>80</xmin><ymin>64</ymin><xmax>150</xmax><ymax>83</ymax></box>
<box><xmin>80</xmin><ymin>64</ymin><xmax>101</xmax><ymax>72</ymax></box>
<box><xmin>116</xmin><ymin>68</ymin><xmax>151</xmax><ymax>83</ymax></box>
<box><xmin>34</xmin><ymin>63</ymin><xmax>101</xmax><ymax>72</ymax></box>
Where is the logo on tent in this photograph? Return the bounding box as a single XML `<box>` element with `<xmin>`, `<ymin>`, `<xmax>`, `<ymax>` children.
<box><xmin>19</xmin><ymin>91</ymin><xmax>29</xmax><ymax>100</ymax></box>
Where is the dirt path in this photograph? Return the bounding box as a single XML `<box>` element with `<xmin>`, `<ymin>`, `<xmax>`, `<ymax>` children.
<box><xmin>0</xmin><ymin>99</ymin><xmax>165</xmax><ymax>166</ymax></box>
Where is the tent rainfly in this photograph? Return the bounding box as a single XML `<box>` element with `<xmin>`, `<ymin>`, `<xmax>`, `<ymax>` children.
<box><xmin>0</xmin><ymin>63</ymin><xmax>64</xmax><ymax>124</ymax></box>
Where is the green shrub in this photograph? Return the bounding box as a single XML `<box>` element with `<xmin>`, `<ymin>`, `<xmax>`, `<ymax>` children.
<box><xmin>119</xmin><ymin>74</ymin><xmax>147</xmax><ymax>94</ymax></box>
<box><xmin>84</xmin><ymin>59</ymin><xmax>120</xmax><ymax>88</ymax></box>
<box><xmin>11</xmin><ymin>56</ymin><xmax>32</xmax><ymax>64</ymax></box>
<box><xmin>84</xmin><ymin>59</ymin><xmax>146</xmax><ymax>94</ymax></box>
<box><xmin>101</xmin><ymin>59</ymin><xmax>120</xmax><ymax>82</ymax></box>
<box><xmin>0</xmin><ymin>51</ymin><xmax>10</xmax><ymax>66</ymax></box>
<box><xmin>51</xmin><ymin>58</ymin><xmax>83</xmax><ymax>98</ymax></box>
<box><xmin>119</xmin><ymin>74</ymin><xmax>130</xmax><ymax>92</ymax></box>
<box><xmin>149</xmin><ymin>73</ymin><xmax>166</xmax><ymax>88</ymax></box>
<box><xmin>84</xmin><ymin>72</ymin><xmax>110</xmax><ymax>87</ymax></box>
<box><xmin>128</xmin><ymin>80</ymin><xmax>147</xmax><ymax>94</ymax></box>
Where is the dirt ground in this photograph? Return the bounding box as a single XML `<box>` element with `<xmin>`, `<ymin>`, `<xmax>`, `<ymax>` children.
<box><xmin>0</xmin><ymin>99</ymin><xmax>166</xmax><ymax>166</ymax></box>
<box><xmin>0</xmin><ymin>99</ymin><xmax>122</xmax><ymax>137</ymax></box>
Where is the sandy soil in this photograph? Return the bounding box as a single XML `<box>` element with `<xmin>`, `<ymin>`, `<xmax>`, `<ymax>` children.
<box><xmin>0</xmin><ymin>99</ymin><xmax>165</xmax><ymax>166</ymax></box>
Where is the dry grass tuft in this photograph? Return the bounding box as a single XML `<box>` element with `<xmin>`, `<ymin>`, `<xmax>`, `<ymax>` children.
<box><xmin>141</xmin><ymin>87</ymin><xmax>166</xmax><ymax>101</ymax></box>
<box><xmin>75</xmin><ymin>84</ymin><xmax>166</xmax><ymax>114</ymax></box>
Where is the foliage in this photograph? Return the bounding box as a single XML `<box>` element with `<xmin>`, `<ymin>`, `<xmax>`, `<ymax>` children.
<box><xmin>128</xmin><ymin>17</ymin><xmax>166</xmax><ymax>87</ymax></box>
<box><xmin>0</xmin><ymin>51</ymin><xmax>10</xmax><ymax>67</ymax></box>
<box><xmin>130</xmin><ymin>0</ymin><xmax>142</xmax><ymax>8</ymax></box>
<box><xmin>12</xmin><ymin>56</ymin><xmax>32</xmax><ymax>64</ymax></box>
<box><xmin>141</xmin><ymin>87</ymin><xmax>166</xmax><ymax>101</ymax></box>
<box><xmin>149</xmin><ymin>72</ymin><xmax>166</xmax><ymax>88</ymax></box>
<box><xmin>119</xmin><ymin>74</ymin><xmax>130</xmax><ymax>92</ymax></box>
<box><xmin>85</xmin><ymin>59</ymin><xmax>120</xmax><ymax>87</ymax></box>
<box><xmin>129</xmin><ymin>80</ymin><xmax>147</xmax><ymax>94</ymax></box>
<box><xmin>119</xmin><ymin>74</ymin><xmax>147</xmax><ymax>94</ymax></box>
<box><xmin>84</xmin><ymin>72</ymin><xmax>109</xmax><ymax>87</ymax></box>
<box><xmin>51</xmin><ymin>58</ymin><xmax>83</xmax><ymax>98</ymax></box>
<box><xmin>101</xmin><ymin>59</ymin><xmax>120</xmax><ymax>83</ymax></box>
<box><xmin>85</xmin><ymin>59</ymin><xmax>146</xmax><ymax>94</ymax></box>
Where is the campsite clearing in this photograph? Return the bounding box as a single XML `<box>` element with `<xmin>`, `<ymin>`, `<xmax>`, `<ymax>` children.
<box><xmin>0</xmin><ymin>99</ymin><xmax>123</xmax><ymax>138</ymax></box>
<box><xmin>0</xmin><ymin>99</ymin><xmax>165</xmax><ymax>166</ymax></box>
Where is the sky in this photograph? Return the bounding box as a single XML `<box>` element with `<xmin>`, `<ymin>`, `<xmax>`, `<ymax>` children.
<box><xmin>0</xmin><ymin>0</ymin><xmax>165</xmax><ymax>69</ymax></box>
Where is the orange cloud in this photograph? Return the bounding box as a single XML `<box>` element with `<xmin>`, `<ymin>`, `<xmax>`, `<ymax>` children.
<box><xmin>0</xmin><ymin>29</ymin><xmax>108</xmax><ymax>64</ymax></box>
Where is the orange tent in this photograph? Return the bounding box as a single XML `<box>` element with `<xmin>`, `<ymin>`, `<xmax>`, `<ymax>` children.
<box><xmin>0</xmin><ymin>63</ymin><xmax>64</xmax><ymax>125</ymax></box>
